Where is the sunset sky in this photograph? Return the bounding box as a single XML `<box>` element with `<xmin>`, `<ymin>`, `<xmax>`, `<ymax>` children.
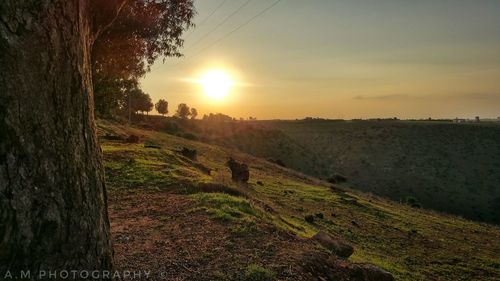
<box><xmin>141</xmin><ymin>0</ymin><xmax>500</xmax><ymax>119</ymax></box>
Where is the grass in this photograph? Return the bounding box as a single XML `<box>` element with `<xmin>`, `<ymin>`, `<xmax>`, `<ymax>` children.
<box><xmin>99</xmin><ymin>120</ymin><xmax>500</xmax><ymax>281</ymax></box>
<box><xmin>190</xmin><ymin>193</ymin><xmax>263</xmax><ymax>235</ymax></box>
<box><xmin>191</xmin><ymin>193</ymin><xmax>259</xmax><ymax>222</ymax></box>
<box><xmin>244</xmin><ymin>264</ymin><xmax>276</xmax><ymax>281</ymax></box>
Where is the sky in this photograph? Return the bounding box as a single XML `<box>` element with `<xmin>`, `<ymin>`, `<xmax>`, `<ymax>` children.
<box><xmin>141</xmin><ymin>0</ymin><xmax>500</xmax><ymax>120</ymax></box>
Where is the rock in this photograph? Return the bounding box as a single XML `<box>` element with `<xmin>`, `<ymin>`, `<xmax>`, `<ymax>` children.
<box><xmin>101</xmin><ymin>134</ymin><xmax>124</xmax><ymax>141</ymax></box>
<box><xmin>305</xmin><ymin>215</ymin><xmax>315</xmax><ymax>223</ymax></box>
<box><xmin>328</xmin><ymin>174</ymin><xmax>347</xmax><ymax>184</ymax></box>
<box><xmin>226</xmin><ymin>158</ymin><xmax>249</xmax><ymax>183</ymax></box>
<box><xmin>301</xmin><ymin>250</ymin><xmax>395</xmax><ymax>281</ymax></box>
<box><xmin>126</xmin><ymin>134</ymin><xmax>140</xmax><ymax>143</ymax></box>
<box><xmin>345</xmin><ymin>263</ymin><xmax>395</xmax><ymax>281</ymax></box>
<box><xmin>312</xmin><ymin>231</ymin><xmax>354</xmax><ymax>258</ymax></box>
<box><xmin>179</xmin><ymin>147</ymin><xmax>197</xmax><ymax>160</ymax></box>
<box><xmin>301</xmin><ymin>250</ymin><xmax>340</xmax><ymax>280</ymax></box>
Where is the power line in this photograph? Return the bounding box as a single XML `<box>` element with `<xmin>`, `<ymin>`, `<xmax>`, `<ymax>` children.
<box><xmin>185</xmin><ymin>0</ymin><xmax>283</xmax><ymax>62</ymax></box>
<box><xmin>196</xmin><ymin>0</ymin><xmax>229</xmax><ymax>28</ymax></box>
<box><xmin>185</xmin><ymin>0</ymin><xmax>254</xmax><ymax>51</ymax></box>
<box><xmin>184</xmin><ymin>0</ymin><xmax>228</xmax><ymax>40</ymax></box>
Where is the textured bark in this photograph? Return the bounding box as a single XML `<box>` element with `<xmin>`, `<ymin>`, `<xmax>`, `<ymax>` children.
<box><xmin>0</xmin><ymin>0</ymin><xmax>112</xmax><ymax>275</ymax></box>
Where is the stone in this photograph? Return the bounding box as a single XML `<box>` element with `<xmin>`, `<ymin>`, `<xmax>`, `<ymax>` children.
<box><xmin>313</xmin><ymin>231</ymin><xmax>354</xmax><ymax>258</ymax></box>
<box><xmin>227</xmin><ymin>157</ymin><xmax>249</xmax><ymax>183</ymax></box>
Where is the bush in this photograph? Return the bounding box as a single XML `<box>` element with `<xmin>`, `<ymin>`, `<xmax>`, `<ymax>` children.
<box><xmin>405</xmin><ymin>196</ymin><xmax>422</xmax><ymax>208</ymax></box>
<box><xmin>244</xmin><ymin>264</ymin><xmax>276</xmax><ymax>281</ymax></box>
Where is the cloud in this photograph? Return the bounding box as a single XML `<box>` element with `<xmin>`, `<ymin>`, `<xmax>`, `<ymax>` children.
<box><xmin>455</xmin><ymin>93</ymin><xmax>500</xmax><ymax>100</ymax></box>
<box><xmin>353</xmin><ymin>94</ymin><xmax>410</xmax><ymax>100</ymax></box>
<box><xmin>353</xmin><ymin>93</ymin><xmax>500</xmax><ymax>101</ymax></box>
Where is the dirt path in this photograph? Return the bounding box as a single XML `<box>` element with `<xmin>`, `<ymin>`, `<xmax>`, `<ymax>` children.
<box><xmin>108</xmin><ymin>190</ymin><xmax>324</xmax><ymax>281</ymax></box>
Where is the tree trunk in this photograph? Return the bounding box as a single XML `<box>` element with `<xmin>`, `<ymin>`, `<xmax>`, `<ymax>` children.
<box><xmin>0</xmin><ymin>0</ymin><xmax>113</xmax><ymax>276</ymax></box>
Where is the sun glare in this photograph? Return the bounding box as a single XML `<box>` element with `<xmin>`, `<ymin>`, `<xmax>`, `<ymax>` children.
<box><xmin>199</xmin><ymin>70</ymin><xmax>233</xmax><ymax>100</ymax></box>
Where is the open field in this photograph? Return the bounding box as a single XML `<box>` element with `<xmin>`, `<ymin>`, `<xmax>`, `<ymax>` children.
<box><xmin>98</xmin><ymin>120</ymin><xmax>500</xmax><ymax>280</ymax></box>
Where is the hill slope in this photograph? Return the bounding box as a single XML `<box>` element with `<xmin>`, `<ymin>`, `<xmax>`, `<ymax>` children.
<box><xmin>98</xmin><ymin>120</ymin><xmax>500</xmax><ymax>281</ymax></box>
<box><xmin>213</xmin><ymin>120</ymin><xmax>500</xmax><ymax>224</ymax></box>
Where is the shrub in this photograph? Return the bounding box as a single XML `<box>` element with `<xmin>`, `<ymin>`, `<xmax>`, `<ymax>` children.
<box><xmin>405</xmin><ymin>196</ymin><xmax>422</xmax><ymax>208</ymax></box>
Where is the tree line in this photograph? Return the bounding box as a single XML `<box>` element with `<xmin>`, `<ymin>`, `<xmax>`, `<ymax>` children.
<box><xmin>157</xmin><ymin>101</ymin><xmax>198</xmax><ymax>119</ymax></box>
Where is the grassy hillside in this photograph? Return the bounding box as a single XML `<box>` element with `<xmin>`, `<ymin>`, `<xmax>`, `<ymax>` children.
<box><xmin>212</xmin><ymin>120</ymin><xmax>500</xmax><ymax>224</ymax></box>
<box><xmin>98</xmin><ymin>120</ymin><xmax>499</xmax><ymax>280</ymax></box>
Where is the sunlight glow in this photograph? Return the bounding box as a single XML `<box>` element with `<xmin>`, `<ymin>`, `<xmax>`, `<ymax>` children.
<box><xmin>199</xmin><ymin>70</ymin><xmax>233</xmax><ymax>100</ymax></box>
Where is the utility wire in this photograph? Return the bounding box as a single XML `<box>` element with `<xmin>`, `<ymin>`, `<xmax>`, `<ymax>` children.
<box><xmin>184</xmin><ymin>0</ymin><xmax>283</xmax><ymax>62</ymax></box>
<box><xmin>184</xmin><ymin>0</ymin><xmax>228</xmax><ymax>40</ymax></box>
<box><xmin>185</xmin><ymin>0</ymin><xmax>254</xmax><ymax>51</ymax></box>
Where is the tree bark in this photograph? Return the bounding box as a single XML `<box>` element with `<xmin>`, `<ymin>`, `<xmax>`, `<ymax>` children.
<box><xmin>0</xmin><ymin>0</ymin><xmax>112</xmax><ymax>276</ymax></box>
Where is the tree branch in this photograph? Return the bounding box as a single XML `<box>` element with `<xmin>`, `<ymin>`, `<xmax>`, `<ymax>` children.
<box><xmin>91</xmin><ymin>0</ymin><xmax>132</xmax><ymax>43</ymax></box>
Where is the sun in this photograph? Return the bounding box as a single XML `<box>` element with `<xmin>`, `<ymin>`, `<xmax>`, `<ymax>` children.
<box><xmin>199</xmin><ymin>69</ymin><xmax>233</xmax><ymax>100</ymax></box>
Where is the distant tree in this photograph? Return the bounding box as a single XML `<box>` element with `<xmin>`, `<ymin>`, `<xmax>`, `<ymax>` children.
<box><xmin>203</xmin><ymin>113</ymin><xmax>234</xmax><ymax>123</ymax></box>
<box><xmin>155</xmin><ymin>99</ymin><xmax>169</xmax><ymax>116</ymax></box>
<box><xmin>144</xmin><ymin>98</ymin><xmax>153</xmax><ymax>115</ymax></box>
<box><xmin>190</xmin><ymin>108</ymin><xmax>198</xmax><ymax>120</ymax></box>
<box><xmin>129</xmin><ymin>88</ymin><xmax>153</xmax><ymax>114</ymax></box>
<box><xmin>176</xmin><ymin>103</ymin><xmax>191</xmax><ymax>119</ymax></box>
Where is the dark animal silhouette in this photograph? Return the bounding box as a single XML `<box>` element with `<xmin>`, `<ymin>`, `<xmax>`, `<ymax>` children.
<box><xmin>226</xmin><ymin>158</ymin><xmax>249</xmax><ymax>183</ymax></box>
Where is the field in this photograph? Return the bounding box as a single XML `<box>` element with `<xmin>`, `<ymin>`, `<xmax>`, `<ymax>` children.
<box><xmin>98</xmin><ymin>120</ymin><xmax>500</xmax><ymax>280</ymax></box>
